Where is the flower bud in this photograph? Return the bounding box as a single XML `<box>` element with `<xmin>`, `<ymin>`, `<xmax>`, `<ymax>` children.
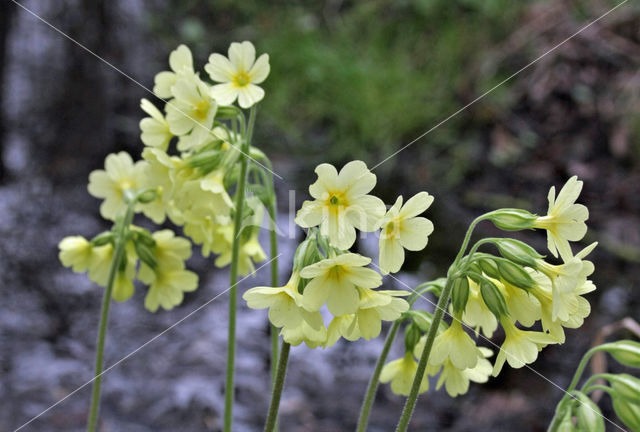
<box><xmin>404</xmin><ymin>310</ymin><xmax>434</xmax><ymax>333</ymax></box>
<box><xmin>574</xmin><ymin>391</ymin><xmax>604</xmax><ymax>432</ymax></box>
<box><xmin>612</xmin><ymin>396</ymin><xmax>640</xmax><ymax>431</ymax></box>
<box><xmin>497</xmin><ymin>260</ymin><xmax>535</xmax><ymax>290</ymax></box>
<box><xmin>480</xmin><ymin>279</ymin><xmax>508</xmax><ymax>319</ymax></box>
<box><xmin>487</xmin><ymin>208</ymin><xmax>538</xmax><ymax>231</ymax></box>
<box><xmin>136</xmin><ymin>188</ymin><xmax>159</xmax><ymax>204</ymax></box>
<box><xmin>134</xmin><ymin>241</ymin><xmax>157</xmax><ymax>269</ymax></box>
<box><xmin>293</xmin><ymin>234</ymin><xmax>321</xmax><ymax>271</ymax></box>
<box><xmin>91</xmin><ymin>231</ymin><xmax>114</xmax><ymax>247</ymax></box>
<box><xmin>404</xmin><ymin>322</ymin><xmax>422</xmax><ymax>352</ymax></box>
<box><xmin>216</xmin><ymin>105</ymin><xmax>240</xmax><ymax>119</ymax></box>
<box><xmin>494</xmin><ymin>238</ymin><xmax>544</xmax><ymax>267</ymax></box>
<box><xmin>600</xmin><ymin>340</ymin><xmax>640</xmax><ymax>368</ymax></box>
<box><xmin>555</xmin><ymin>405</ymin><xmax>576</xmax><ymax>432</ymax></box>
<box><xmin>610</xmin><ymin>374</ymin><xmax>640</xmax><ymax>404</ymax></box>
<box><xmin>477</xmin><ymin>258</ymin><xmax>500</xmax><ymax>279</ymax></box>
<box><xmin>451</xmin><ymin>277</ymin><xmax>470</xmax><ymax>315</ymax></box>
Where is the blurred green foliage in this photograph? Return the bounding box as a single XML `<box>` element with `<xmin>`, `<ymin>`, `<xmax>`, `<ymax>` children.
<box><xmin>147</xmin><ymin>0</ymin><xmax>526</xmax><ymax>170</ymax></box>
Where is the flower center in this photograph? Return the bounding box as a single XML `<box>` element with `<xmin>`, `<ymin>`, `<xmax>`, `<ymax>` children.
<box><xmin>233</xmin><ymin>72</ymin><xmax>251</xmax><ymax>88</ymax></box>
<box><xmin>330</xmin><ymin>195</ymin><xmax>340</xmax><ymax>205</ymax></box>
<box><xmin>195</xmin><ymin>100</ymin><xmax>210</xmax><ymax>120</ymax></box>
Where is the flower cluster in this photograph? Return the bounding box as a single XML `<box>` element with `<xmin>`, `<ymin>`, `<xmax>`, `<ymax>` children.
<box><xmin>60</xmin><ymin>41</ymin><xmax>272</xmax><ymax>310</ymax></box>
<box><xmin>382</xmin><ymin>176</ymin><xmax>597</xmax><ymax>397</ymax></box>
<box><xmin>244</xmin><ymin>160</ymin><xmax>435</xmax><ymax>347</ymax></box>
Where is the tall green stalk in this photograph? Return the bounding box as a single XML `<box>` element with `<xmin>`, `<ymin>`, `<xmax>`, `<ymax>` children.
<box><xmin>264</xmin><ymin>341</ymin><xmax>291</xmax><ymax>432</ymax></box>
<box><xmin>356</xmin><ymin>320</ymin><xmax>401</xmax><ymax>432</ymax></box>
<box><xmin>87</xmin><ymin>196</ymin><xmax>136</xmax><ymax>432</ymax></box>
<box><xmin>223</xmin><ymin>106</ymin><xmax>256</xmax><ymax>432</ymax></box>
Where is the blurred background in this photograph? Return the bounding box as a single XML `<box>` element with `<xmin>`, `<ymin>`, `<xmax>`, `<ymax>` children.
<box><xmin>1</xmin><ymin>0</ymin><xmax>639</xmax><ymax>430</ymax></box>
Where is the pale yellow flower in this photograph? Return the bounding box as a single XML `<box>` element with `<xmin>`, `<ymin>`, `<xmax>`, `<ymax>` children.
<box><xmin>429</xmin><ymin>319</ymin><xmax>481</xmax><ymax>370</ymax></box>
<box><xmin>431</xmin><ymin>348</ymin><xmax>493</xmax><ymax>397</ymax></box>
<box><xmin>153</xmin><ymin>44</ymin><xmax>195</xmax><ymax>98</ymax></box>
<box><xmin>300</xmin><ymin>253</ymin><xmax>382</xmax><ymax>316</ymax></box>
<box><xmin>324</xmin><ymin>288</ymin><xmax>410</xmax><ymax>346</ymax></box>
<box><xmin>139</xmin><ymin>148</ymin><xmax>183</xmax><ymax>224</ymax></box>
<box><xmin>379</xmin><ymin>192</ymin><xmax>434</xmax><ymax>274</ymax></box>
<box><xmin>139</xmin><ymin>98</ymin><xmax>172</xmax><ymax>151</ymax></box>
<box><xmin>58</xmin><ymin>236</ymin><xmax>93</xmax><ymax>273</ymax></box>
<box><xmin>380</xmin><ymin>352</ymin><xmax>429</xmax><ymax>396</ymax></box>
<box><xmin>244</xmin><ymin>272</ymin><xmax>326</xmax><ymax>347</ymax></box>
<box><xmin>140</xmin><ymin>267</ymin><xmax>198</xmax><ymax>312</ymax></box>
<box><xmin>461</xmin><ymin>278</ymin><xmax>498</xmax><ymax>338</ymax></box>
<box><xmin>88</xmin><ymin>152</ymin><xmax>146</xmax><ymax>220</ymax></box>
<box><xmin>295</xmin><ymin>161</ymin><xmax>386</xmax><ymax>250</ymax></box>
<box><xmin>205</xmin><ymin>41</ymin><xmax>270</xmax><ymax>108</ymax></box>
<box><xmin>533</xmin><ymin>176</ymin><xmax>588</xmax><ymax>260</ymax></box>
<box><xmin>165</xmin><ymin>77</ymin><xmax>217</xmax><ymax>144</ymax></box>
<box><xmin>492</xmin><ymin>317</ymin><xmax>558</xmax><ymax>376</ymax></box>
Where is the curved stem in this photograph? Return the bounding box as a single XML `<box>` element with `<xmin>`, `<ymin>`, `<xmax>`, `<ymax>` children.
<box><xmin>547</xmin><ymin>346</ymin><xmax>600</xmax><ymax>431</ymax></box>
<box><xmin>395</xmin><ymin>277</ymin><xmax>454</xmax><ymax>432</ymax></box>
<box><xmin>581</xmin><ymin>373</ymin><xmax>614</xmax><ymax>391</ymax></box>
<box><xmin>357</xmin><ymin>320</ymin><xmax>402</xmax><ymax>432</ymax></box>
<box><xmin>264</xmin><ymin>342</ymin><xmax>291</xmax><ymax>432</ymax></box>
<box><xmin>583</xmin><ymin>385</ymin><xmax>614</xmax><ymax>396</ymax></box>
<box><xmin>87</xmin><ymin>201</ymin><xmax>136</xmax><ymax>432</ymax></box>
<box><xmin>223</xmin><ymin>106</ymin><xmax>256</xmax><ymax>432</ymax></box>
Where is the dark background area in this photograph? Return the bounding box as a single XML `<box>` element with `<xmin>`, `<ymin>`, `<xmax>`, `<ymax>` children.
<box><xmin>1</xmin><ymin>0</ymin><xmax>639</xmax><ymax>431</ymax></box>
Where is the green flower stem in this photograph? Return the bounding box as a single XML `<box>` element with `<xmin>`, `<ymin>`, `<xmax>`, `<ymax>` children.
<box><xmin>265</xmin><ymin>161</ymin><xmax>280</xmax><ymax>431</ymax></box>
<box><xmin>223</xmin><ymin>106</ymin><xmax>256</xmax><ymax>432</ymax></box>
<box><xmin>394</xmin><ymin>277</ymin><xmax>454</xmax><ymax>432</ymax></box>
<box><xmin>547</xmin><ymin>346</ymin><xmax>601</xmax><ymax>431</ymax></box>
<box><xmin>87</xmin><ymin>197</ymin><xmax>136</xmax><ymax>432</ymax></box>
<box><xmin>581</xmin><ymin>373</ymin><xmax>614</xmax><ymax>391</ymax></box>
<box><xmin>583</xmin><ymin>385</ymin><xmax>614</xmax><ymax>395</ymax></box>
<box><xmin>264</xmin><ymin>341</ymin><xmax>291</xmax><ymax>432</ymax></box>
<box><xmin>356</xmin><ymin>320</ymin><xmax>402</xmax><ymax>432</ymax></box>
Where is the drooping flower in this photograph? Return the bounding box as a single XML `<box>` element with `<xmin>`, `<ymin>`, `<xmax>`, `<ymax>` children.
<box><xmin>378</xmin><ymin>192</ymin><xmax>434</xmax><ymax>274</ymax></box>
<box><xmin>139</xmin><ymin>98</ymin><xmax>172</xmax><ymax>151</ymax></box>
<box><xmin>324</xmin><ymin>288</ymin><xmax>410</xmax><ymax>346</ymax></box>
<box><xmin>492</xmin><ymin>317</ymin><xmax>558</xmax><ymax>376</ymax></box>
<box><xmin>88</xmin><ymin>152</ymin><xmax>146</xmax><ymax>220</ymax></box>
<box><xmin>380</xmin><ymin>352</ymin><xmax>429</xmax><ymax>396</ymax></box>
<box><xmin>429</xmin><ymin>347</ymin><xmax>493</xmax><ymax>397</ymax></box>
<box><xmin>533</xmin><ymin>176</ymin><xmax>588</xmax><ymax>260</ymax></box>
<box><xmin>58</xmin><ymin>236</ymin><xmax>94</xmax><ymax>273</ymax></box>
<box><xmin>244</xmin><ymin>272</ymin><xmax>327</xmax><ymax>347</ymax></box>
<box><xmin>299</xmin><ymin>252</ymin><xmax>382</xmax><ymax>316</ymax></box>
<box><xmin>429</xmin><ymin>319</ymin><xmax>481</xmax><ymax>370</ymax></box>
<box><xmin>295</xmin><ymin>161</ymin><xmax>386</xmax><ymax>250</ymax></box>
<box><xmin>461</xmin><ymin>278</ymin><xmax>498</xmax><ymax>338</ymax></box>
<box><xmin>205</xmin><ymin>41</ymin><xmax>270</xmax><ymax>108</ymax></box>
<box><xmin>153</xmin><ymin>44</ymin><xmax>195</xmax><ymax>99</ymax></box>
<box><xmin>139</xmin><ymin>266</ymin><xmax>198</xmax><ymax>312</ymax></box>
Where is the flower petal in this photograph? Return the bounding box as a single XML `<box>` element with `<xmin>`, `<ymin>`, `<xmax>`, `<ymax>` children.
<box><xmin>249</xmin><ymin>54</ymin><xmax>270</xmax><ymax>84</ymax></box>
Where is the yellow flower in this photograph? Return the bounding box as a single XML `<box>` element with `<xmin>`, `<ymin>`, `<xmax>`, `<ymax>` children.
<box><xmin>300</xmin><ymin>253</ymin><xmax>382</xmax><ymax>316</ymax></box>
<box><xmin>149</xmin><ymin>229</ymin><xmax>192</xmax><ymax>269</ymax></box>
<box><xmin>243</xmin><ymin>272</ymin><xmax>326</xmax><ymax>347</ymax></box>
<box><xmin>88</xmin><ymin>152</ymin><xmax>146</xmax><ymax>221</ymax></box>
<box><xmin>295</xmin><ymin>161</ymin><xmax>386</xmax><ymax>250</ymax></box>
<box><xmin>215</xmin><ymin>234</ymin><xmax>267</xmax><ymax>276</ymax></box>
<box><xmin>139</xmin><ymin>148</ymin><xmax>183</xmax><ymax>224</ymax></box>
<box><xmin>165</xmin><ymin>77</ymin><xmax>217</xmax><ymax>145</ymax></box>
<box><xmin>492</xmin><ymin>317</ymin><xmax>558</xmax><ymax>376</ymax></box>
<box><xmin>324</xmin><ymin>288</ymin><xmax>410</xmax><ymax>346</ymax></box>
<box><xmin>429</xmin><ymin>319</ymin><xmax>481</xmax><ymax>370</ymax></box>
<box><xmin>205</xmin><ymin>41</ymin><xmax>270</xmax><ymax>108</ymax></box>
<box><xmin>494</xmin><ymin>277</ymin><xmax>541</xmax><ymax>327</ymax></box>
<box><xmin>430</xmin><ymin>348</ymin><xmax>493</xmax><ymax>397</ymax></box>
<box><xmin>140</xmin><ymin>267</ymin><xmax>198</xmax><ymax>312</ymax></box>
<box><xmin>87</xmin><ymin>243</ymin><xmax>114</xmax><ymax>286</ymax></box>
<box><xmin>153</xmin><ymin>44</ymin><xmax>195</xmax><ymax>99</ymax></box>
<box><xmin>461</xmin><ymin>278</ymin><xmax>498</xmax><ymax>338</ymax></box>
<box><xmin>380</xmin><ymin>352</ymin><xmax>429</xmax><ymax>396</ymax></box>
<box><xmin>111</xmin><ymin>244</ymin><xmax>137</xmax><ymax>302</ymax></box>
<box><xmin>58</xmin><ymin>236</ymin><xmax>93</xmax><ymax>272</ymax></box>
<box><xmin>535</xmin><ymin>242</ymin><xmax>596</xmax><ymax>322</ymax></box>
<box><xmin>139</xmin><ymin>98</ymin><xmax>172</xmax><ymax>151</ymax></box>
<box><xmin>533</xmin><ymin>176</ymin><xmax>588</xmax><ymax>260</ymax></box>
<box><xmin>379</xmin><ymin>192</ymin><xmax>434</xmax><ymax>274</ymax></box>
